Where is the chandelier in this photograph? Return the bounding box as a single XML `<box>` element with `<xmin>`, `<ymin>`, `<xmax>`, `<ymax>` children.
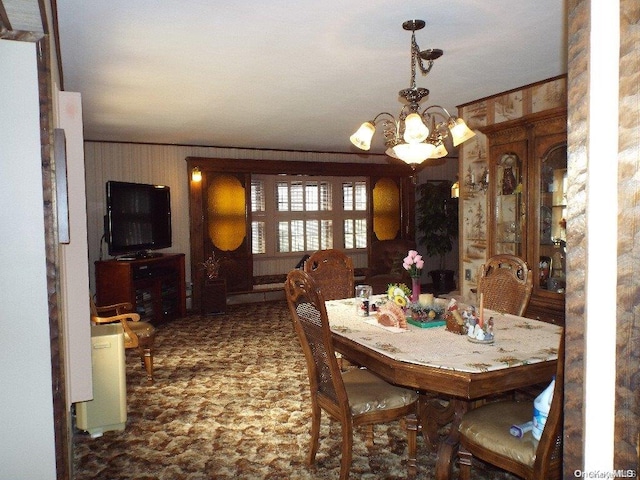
<box><xmin>350</xmin><ymin>20</ymin><xmax>476</xmax><ymax>166</ymax></box>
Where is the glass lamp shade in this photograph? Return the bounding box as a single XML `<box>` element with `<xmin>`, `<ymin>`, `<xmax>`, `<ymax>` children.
<box><xmin>403</xmin><ymin>113</ymin><xmax>429</xmax><ymax>143</ymax></box>
<box><xmin>431</xmin><ymin>142</ymin><xmax>448</xmax><ymax>159</ymax></box>
<box><xmin>350</xmin><ymin>122</ymin><xmax>376</xmax><ymax>150</ymax></box>
<box><xmin>449</xmin><ymin>118</ymin><xmax>476</xmax><ymax>146</ymax></box>
<box><xmin>392</xmin><ymin>142</ymin><xmax>436</xmax><ymax>164</ymax></box>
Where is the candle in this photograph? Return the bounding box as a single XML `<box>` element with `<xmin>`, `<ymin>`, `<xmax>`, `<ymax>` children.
<box><xmin>419</xmin><ymin>293</ymin><xmax>434</xmax><ymax>305</ymax></box>
<box><xmin>479</xmin><ymin>293</ymin><xmax>484</xmax><ymax>328</ymax></box>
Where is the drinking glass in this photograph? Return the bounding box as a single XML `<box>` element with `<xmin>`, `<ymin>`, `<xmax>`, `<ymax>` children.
<box><xmin>355</xmin><ymin>285</ymin><xmax>372</xmax><ymax>316</ymax></box>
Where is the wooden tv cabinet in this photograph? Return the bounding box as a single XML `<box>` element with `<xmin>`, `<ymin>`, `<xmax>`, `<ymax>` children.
<box><xmin>95</xmin><ymin>253</ymin><xmax>186</xmax><ymax>324</ymax></box>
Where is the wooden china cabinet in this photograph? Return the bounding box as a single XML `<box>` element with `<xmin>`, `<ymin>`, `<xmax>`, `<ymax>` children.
<box><xmin>481</xmin><ymin>107</ymin><xmax>567</xmax><ymax>326</ymax></box>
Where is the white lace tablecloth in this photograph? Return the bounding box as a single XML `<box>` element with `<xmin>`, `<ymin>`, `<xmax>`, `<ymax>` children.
<box><xmin>326</xmin><ymin>296</ymin><xmax>562</xmax><ymax>374</ymax></box>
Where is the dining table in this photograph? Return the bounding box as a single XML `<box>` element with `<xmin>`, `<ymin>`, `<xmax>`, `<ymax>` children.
<box><xmin>325</xmin><ymin>295</ymin><xmax>563</xmax><ymax>480</ymax></box>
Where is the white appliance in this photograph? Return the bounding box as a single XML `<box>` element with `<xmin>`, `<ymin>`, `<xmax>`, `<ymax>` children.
<box><xmin>75</xmin><ymin>324</ymin><xmax>127</xmax><ymax>438</ymax></box>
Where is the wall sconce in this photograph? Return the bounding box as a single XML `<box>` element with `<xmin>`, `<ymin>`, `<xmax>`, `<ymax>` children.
<box><xmin>191</xmin><ymin>166</ymin><xmax>202</xmax><ymax>182</ymax></box>
<box><xmin>465</xmin><ymin>166</ymin><xmax>489</xmax><ymax>193</ymax></box>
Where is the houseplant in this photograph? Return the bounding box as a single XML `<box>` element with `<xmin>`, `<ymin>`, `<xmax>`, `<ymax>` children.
<box><xmin>415</xmin><ymin>180</ymin><xmax>459</xmax><ymax>294</ymax></box>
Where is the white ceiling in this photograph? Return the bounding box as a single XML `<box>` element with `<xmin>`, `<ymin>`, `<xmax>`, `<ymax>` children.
<box><xmin>54</xmin><ymin>0</ymin><xmax>567</xmax><ymax>155</ymax></box>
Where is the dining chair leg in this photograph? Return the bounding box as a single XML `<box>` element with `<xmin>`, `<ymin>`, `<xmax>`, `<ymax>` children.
<box><xmin>406</xmin><ymin>413</ymin><xmax>418</xmax><ymax>477</ymax></box>
<box><xmin>364</xmin><ymin>424</ymin><xmax>374</xmax><ymax>447</ymax></box>
<box><xmin>308</xmin><ymin>404</ymin><xmax>321</xmax><ymax>465</ymax></box>
<box><xmin>138</xmin><ymin>346</ymin><xmax>154</xmax><ymax>383</ymax></box>
<box><xmin>457</xmin><ymin>445</ymin><xmax>472</xmax><ymax>480</ymax></box>
<box><xmin>340</xmin><ymin>421</ymin><xmax>354</xmax><ymax>480</ymax></box>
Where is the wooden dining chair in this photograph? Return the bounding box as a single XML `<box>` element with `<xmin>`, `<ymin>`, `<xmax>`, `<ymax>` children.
<box><xmin>303</xmin><ymin>249</ymin><xmax>355</xmax><ymax>301</ymax></box>
<box><xmin>477</xmin><ymin>254</ymin><xmax>533</xmax><ymax>316</ymax></box>
<box><xmin>90</xmin><ymin>296</ymin><xmax>156</xmax><ymax>383</ymax></box>
<box><xmin>457</xmin><ymin>331</ymin><xmax>564</xmax><ymax>480</ymax></box>
<box><xmin>285</xmin><ymin>269</ymin><xmax>419</xmax><ymax>480</ymax></box>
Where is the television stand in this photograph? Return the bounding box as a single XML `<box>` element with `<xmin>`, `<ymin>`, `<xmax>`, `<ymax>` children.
<box><xmin>134</xmin><ymin>250</ymin><xmax>162</xmax><ymax>259</ymax></box>
<box><xmin>95</xmin><ymin>253</ymin><xmax>186</xmax><ymax>324</ymax></box>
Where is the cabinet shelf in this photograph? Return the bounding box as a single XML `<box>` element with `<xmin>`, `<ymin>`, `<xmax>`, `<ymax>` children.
<box><xmin>95</xmin><ymin>253</ymin><xmax>186</xmax><ymax>324</ymax></box>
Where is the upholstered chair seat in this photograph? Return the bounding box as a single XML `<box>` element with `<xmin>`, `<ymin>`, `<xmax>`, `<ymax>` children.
<box><xmin>457</xmin><ymin>333</ymin><xmax>564</xmax><ymax>480</ymax></box>
<box><xmin>459</xmin><ymin>401</ymin><xmax>538</xmax><ymax>467</ymax></box>
<box><xmin>125</xmin><ymin>321</ymin><xmax>155</xmax><ymax>343</ymax></box>
<box><xmin>343</xmin><ymin>368</ymin><xmax>419</xmax><ymax>416</ymax></box>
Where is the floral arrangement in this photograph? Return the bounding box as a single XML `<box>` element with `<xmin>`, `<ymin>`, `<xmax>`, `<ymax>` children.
<box><xmin>403</xmin><ymin>250</ymin><xmax>424</xmax><ymax>279</ymax></box>
<box><xmin>202</xmin><ymin>252</ymin><xmax>221</xmax><ymax>279</ymax></box>
<box><xmin>386</xmin><ymin>283</ymin><xmax>411</xmax><ymax>308</ymax></box>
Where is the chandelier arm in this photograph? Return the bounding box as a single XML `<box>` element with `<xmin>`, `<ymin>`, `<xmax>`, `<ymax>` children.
<box><xmin>420</xmin><ymin>104</ymin><xmax>454</xmax><ymax>119</ymax></box>
<box><xmin>371</xmin><ymin>112</ymin><xmax>398</xmax><ymax>124</ymax></box>
<box><xmin>373</xmin><ymin>113</ymin><xmax>401</xmax><ymax>148</ymax></box>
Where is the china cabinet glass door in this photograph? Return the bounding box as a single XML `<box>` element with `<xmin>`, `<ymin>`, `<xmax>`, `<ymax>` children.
<box><xmin>494</xmin><ymin>152</ymin><xmax>524</xmax><ymax>256</ymax></box>
<box><xmin>488</xmin><ymin>140</ymin><xmax>528</xmax><ymax>259</ymax></box>
<box><xmin>536</xmin><ymin>143</ymin><xmax>567</xmax><ymax>293</ymax></box>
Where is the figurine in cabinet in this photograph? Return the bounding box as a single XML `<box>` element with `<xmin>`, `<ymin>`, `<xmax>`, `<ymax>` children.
<box><xmin>501</xmin><ymin>154</ymin><xmax>518</xmax><ymax>195</ymax></box>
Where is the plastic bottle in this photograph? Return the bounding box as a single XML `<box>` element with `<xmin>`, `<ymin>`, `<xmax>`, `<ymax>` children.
<box><xmin>532</xmin><ymin>376</ymin><xmax>555</xmax><ymax>440</ymax></box>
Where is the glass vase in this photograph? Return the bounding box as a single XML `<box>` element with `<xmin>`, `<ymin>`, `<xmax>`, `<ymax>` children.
<box><xmin>411</xmin><ymin>277</ymin><xmax>421</xmax><ymax>303</ymax></box>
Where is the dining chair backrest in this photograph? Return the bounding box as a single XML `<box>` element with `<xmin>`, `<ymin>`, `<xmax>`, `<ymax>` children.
<box><xmin>285</xmin><ymin>269</ymin><xmax>348</xmax><ymax>411</ymax></box>
<box><xmin>477</xmin><ymin>254</ymin><xmax>533</xmax><ymax>316</ymax></box>
<box><xmin>304</xmin><ymin>249</ymin><xmax>355</xmax><ymax>301</ymax></box>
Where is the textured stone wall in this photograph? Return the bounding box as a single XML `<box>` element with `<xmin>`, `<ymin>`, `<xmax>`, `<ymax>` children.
<box><xmin>615</xmin><ymin>0</ymin><xmax>640</xmax><ymax>468</ymax></box>
<box><xmin>565</xmin><ymin>0</ymin><xmax>588</xmax><ymax>471</ymax></box>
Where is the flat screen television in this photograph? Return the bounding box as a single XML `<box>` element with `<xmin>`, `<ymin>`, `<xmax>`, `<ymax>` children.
<box><xmin>105</xmin><ymin>181</ymin><xmax>172</xmax><ymax>257</ymax></box>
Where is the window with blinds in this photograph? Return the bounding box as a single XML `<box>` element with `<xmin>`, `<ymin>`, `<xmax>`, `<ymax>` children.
<box><xmin>251</xmin><ymin>176</ymin><xmax>367</xmax><ymax>256</ymax></box>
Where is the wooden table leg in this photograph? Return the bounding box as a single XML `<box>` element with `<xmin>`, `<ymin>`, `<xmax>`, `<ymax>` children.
<box><xmin>417</xmin><ymin>393</ymin><xmax>456</xmax><ymax>451</ymax></box>
<box><xmin>435</xmin><ymin>398</ymin><xmax>469</xmax><ymax>480</ymax></box>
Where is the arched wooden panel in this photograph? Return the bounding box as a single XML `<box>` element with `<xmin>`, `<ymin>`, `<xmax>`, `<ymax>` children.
<box><xmin>207</xmin><ymin>174</ymin><xmax>246</xmax><ymax>251</ymax></box>
<box><xmin>372</xmin><ymin>177</ymin><xmax>400</xmax><ymax>240</ymax></box>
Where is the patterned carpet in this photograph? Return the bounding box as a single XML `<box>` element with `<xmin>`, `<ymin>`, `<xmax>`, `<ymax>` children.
<box><xmin>72</xmin><ymin>300</ymin><xmax>517</xmax><ymax>479</ymax></box>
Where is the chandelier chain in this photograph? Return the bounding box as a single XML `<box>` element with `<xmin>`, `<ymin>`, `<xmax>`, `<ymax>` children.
<box><xmin>411</xmin><ymin>32</ymin><xmax>435</xmax><ymax>84</ymax></box>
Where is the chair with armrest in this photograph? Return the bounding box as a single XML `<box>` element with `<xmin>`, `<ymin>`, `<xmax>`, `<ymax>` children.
<box><xmin>477</xmin><ymin>254</ymin><xmax>533</xmax><ymax>316</ymax></box>
<box><xmin>457</xmin><ymin>331</ymin><xmax>564</xmax><ymax>480</ymax></box>
<box><xmin>363</xmin><ymin>239</ymin><xmax>416</xmax><ymax>294</ymax></box>
<box><xmin>285</xmin><ymin>269</ymin><xmax>419</xmax><ymax>480</ymax></box>
<box><xmin>90</xmin><ymin>296</ymin><xmax>156</xmax><ymax>383</ymax></box>
<box><xmin>304</xmin><ymin>249</ymin><xmax>354</xmax><ymax>301</ymax></box>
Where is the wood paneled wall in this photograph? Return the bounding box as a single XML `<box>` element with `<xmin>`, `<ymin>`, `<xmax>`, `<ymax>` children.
<box><xmin>83</xmin><ymin>142</ymin><xmax>391</xmax><ymax>293</ymax></box>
